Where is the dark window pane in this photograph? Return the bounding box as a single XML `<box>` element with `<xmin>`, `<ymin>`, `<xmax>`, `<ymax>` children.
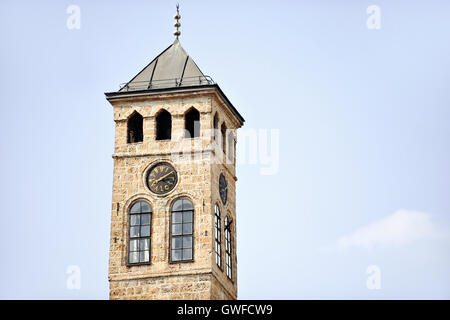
<box><xmin>141</xmin><ymin>225</ymin><xmax>150</xmax><ymax>237</ymax></box>
<box><xmin>183</xmin><ymin>223</ymin><xmax>192</xmax><ymax>235</ymax></box>
<box><xmin>130</xmin><ymin>202</ymin><xmax>141</xmax><ymax>213</ymax></box>
<box><xmin>182</xmin><ymin>199</ymin><xmax>193</xmax><ymax>210</ymax></box>
<box><xmin>141</xmin><ymin>214</ymin><xmax>151</xmax><ymax>225</ymax></box>
<box><xmin>182</xmin><ymin>248</ymin><xmax>192</xmax><ymax>260</ymax></box>
<box><xmin>172</xmin><ymin>249</ymin><xmax>182</xmax><ymax>261</ymax></box>
<box><xmin>129</xmin><ymin>239</ymin><xmax>138</xmax><ymax>252</ymax></box>
<box><xmin>130</xmin><ymin>214</ymin><xmax>140</xmax><ymax>226</ymax></box>
<box><xmin>183</xmin><ymin>236</ymin><xmax>192</xmax><ymax>248</ymax></box>
<box><xmin>130</xmin><ymin>226</ymin><xmax>140</xmax><ymax>238</ymax></box>
<box><xmin>172</xmin><ymin>237</ymin><xmax>182</xmax><ymax>249</ymax></box>
<box><xmin>139</xmin><ymin>239</ymin><xmax>149</xmax><ymax>251</ymax></box>
<box><xmin>173</xmin><ymin>199</ymin><xmax>183</xmax><ymax>211</ymax></box>
<box><xmin>172</xmin><ymin>212</ymin><xmax>182</xmax><ymax>223</ymax></box>
<box><xmin>129</xmin><ymin>252</ymin><xmax>139</xmax><ymax>264</ymax></box>
<box><xmin>172</xmin><ymin>224</ymin><xmax>182</xmax><ymax>236</ymax></box>
<box><xmin>140</xmin><ymin>202</ymin><xmax>151</xmax><ymax>213</ymax></box>
<box><xmin>156</xmin><ymin>109</ymin><xmax>172</xmax><ymax>140</ymax></box>
<box><xmin>183</xmin><ymin>211</ymin><xmax>193</xmax><ymax>223</ymax></box>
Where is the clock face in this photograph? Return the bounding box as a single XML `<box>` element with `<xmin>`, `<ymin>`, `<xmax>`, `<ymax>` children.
<box><xmin>219</xmin><ymin>173</ymin><xmax>228</xmax><ymax>205</ymax></box>
<box><xmin>146</xmin><ymin>162</ymin><xmax>178</xmax><ymax>195</ymax></box>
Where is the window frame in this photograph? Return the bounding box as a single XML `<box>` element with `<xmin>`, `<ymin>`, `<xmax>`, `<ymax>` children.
<box><xmin>127</xmin><ymin>200</ymin><xmax>152</xmax><ymax>266</ymax></box>
<box><xmin>214</xmin><ymin>204</ymin><xmax>222</xmax><ymax>269</ymax></box>
<box><xmin>169</xmin><ymin>197</ymin><xmax>195</xmax><ymax>264</ymax></box>
<box><xmin>224</xmin><ymin>215</ymin><xmax>233</xmax><ymax>280</ymax></box>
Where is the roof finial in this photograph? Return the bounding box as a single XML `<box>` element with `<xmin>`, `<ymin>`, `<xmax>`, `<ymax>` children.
<box><xmin>173</xmin><ymin>4</ymin><xmax>181</xmax><ymax>39</ymax></box>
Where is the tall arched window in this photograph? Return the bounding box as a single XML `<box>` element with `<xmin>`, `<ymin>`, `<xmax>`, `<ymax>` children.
<box><xmin>221</xmin><ymin>123</ymin><xmax>227</xmax><ymax>154</ymax></box>
<box><xmin>128</xmin><ymin>200</ymin><xmax>152</xmax><ymax>264</ymax></box>
<box><xmin>214</xmin><ymin>204</ymin><xmax>222</xmax><ymax>268</ymax></box>
<box><xmin>224</xmin><ymin>216</ymin><xmax>232</xmax><ymax>279</ymax></box>
<box><xmin>171</xmin><ymin>197</ymin><xmax>194</xmax><ymax>262</ymax></box>
<box><xmin>156</xmin><ymin>109</ymin><xmax>172</xmax><ymax>140</ymax></box>
<box><xmin>184</xmin><ymin>107</ymin><xmax>200</xmax><ymax>138</ymax></box>
<box><xmin>213</xmin><ymin>113</ymin><xmax>219</xmax><ymax>141</ymax></box>
<box><xmin>127</xmin><ymin>112</ymin><xmax>143</xmax><ymax>143</ymax></box>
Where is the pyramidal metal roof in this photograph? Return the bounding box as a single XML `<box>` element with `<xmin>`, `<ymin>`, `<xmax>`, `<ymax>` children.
<box><xmin>107</xmin><ymin>38</ymin><xmax>244</xmax><ymax>125</ymax></box>
<box><xmin>119</xmin><ymin>39</ymin><xmax>213</xmax><ymax>92</ymax></box>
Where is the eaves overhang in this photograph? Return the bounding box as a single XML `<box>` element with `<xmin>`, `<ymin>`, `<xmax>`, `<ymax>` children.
<box><xmin>105</xmin><ymin>84</ymin><xmax>245</xmax><ymax>126</ymax></box>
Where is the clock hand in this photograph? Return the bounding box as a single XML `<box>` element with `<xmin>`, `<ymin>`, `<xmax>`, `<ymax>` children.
<box><xmin>154</xmin><ymin>171</ymin><xmax>174</xmax><ymax>184</ymax></box>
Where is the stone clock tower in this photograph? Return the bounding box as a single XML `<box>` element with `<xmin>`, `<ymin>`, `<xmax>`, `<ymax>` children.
<box><xmin>105</xmin><ymin>7</ymin><xmax>244</xmax><ymax>300</ymax></box>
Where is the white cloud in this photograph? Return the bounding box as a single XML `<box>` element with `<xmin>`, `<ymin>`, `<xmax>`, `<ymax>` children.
<box><xmin>337</xmin><ymin>209</ymin><xmax>437</xmax><ymax>250</ymax></box>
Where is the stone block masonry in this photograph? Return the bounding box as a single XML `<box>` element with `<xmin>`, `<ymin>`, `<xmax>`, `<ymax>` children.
<box><xmin>107</xmin><ymin>89</ymin><xmax>241</xmax><ymax>300</ymax></box>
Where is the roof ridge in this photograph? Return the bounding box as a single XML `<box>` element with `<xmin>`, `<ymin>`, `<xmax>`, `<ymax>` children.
<box><xmin>119</xmin><ymin>42</ymin><xmax>175</xmax><ymax>91</ymax></box>
<box><xmin>120</xmin><ymin>39</ymin><xmax>208</xmax><ymax>92</ymax></box>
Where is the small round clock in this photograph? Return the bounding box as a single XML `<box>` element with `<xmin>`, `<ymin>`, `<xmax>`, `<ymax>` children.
<box><xmin>219</xmin><ymin>173</ymin><xmax>228</xmax><ymax>205</ymax></box>
<box><xmin>146</xmin><ymin>162</ymin><xmax>178</xmax><ymax>195</ymax></box>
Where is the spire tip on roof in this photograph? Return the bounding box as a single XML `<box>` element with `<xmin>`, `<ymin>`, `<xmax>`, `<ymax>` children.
<box><xmin>173</xmin><ymin>4</ymin><xmax>181</xmax><ymax>40</ymax></box>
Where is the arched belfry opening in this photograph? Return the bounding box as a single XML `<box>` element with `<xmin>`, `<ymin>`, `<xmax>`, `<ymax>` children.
<box><xmin>228</xmin><ymin>131</ymin><xmax>234</xmax><ymax>161</ymax></box>
<box><xmin>156</xmin><ymin>109</ymin><xmax>172</xmax><ymax>140</ymax></box>
<box><xmin>127</xmin><ymin>111</ymin><xmax>143</xmax><ymax>143</ymax></box>
<box><xmin>221</xmin><ymin>123</ymin><xmax>227</xmax><ymax>153</ymax></box>
<box><xmin>184</xmin><ymin>107</ymin><xmax>200</xmax><ymax>138</ymax></box>
<box><xmin>213</xmin><ymin>113</ymin><xmax>219</xmax><ymax>141</ymax></box>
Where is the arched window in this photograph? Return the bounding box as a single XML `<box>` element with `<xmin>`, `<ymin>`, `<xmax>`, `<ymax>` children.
<box><xmin>171</xmin><ymin>197</ymin><xmax>194</xmax><ymax>262</ymax></box>
<box><xmin>227</xmin><ymin>131</ymin><xmax>234</xmax><ymax>162</ymax></box>
<box><xmin>156</xmin><ymin>109</ymin><xmax>172</xmax><ymax>140</ymax></box>
<box><xmin>213</xmin><ymin>113</ymin><xmax>219</xmax><ymax>141</ymax></box>
<box><xmin>221</xmin><ymin>123</ymin><xmax>227</xmax><ymax>154</ymax></box>
<box><xmin>224</xmin><ymin>216</ymin><xmax>232</xmax><ymax>279</ymax></box>
<box><xmin>127</xmin><ymin>112</ymin><xmax>143</xmax><ymax>143</ymax></box>
<box><xmin>214</xmin><ymin>204</ymin><xmax>222</xmax><ymax>268</ymax></box>
<box><xmin>128</xmin><ymin>200</ymin><xmax>152</xmax><ymax>264</ymax></box>
<box><xmin>184</xmin><ymin>107</ymin><xmax>200</xmax><ymax>138</ymax></box>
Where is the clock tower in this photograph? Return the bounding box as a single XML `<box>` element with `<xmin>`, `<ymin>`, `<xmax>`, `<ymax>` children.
<box><xmin>105</xmin><ymin>6</ymin><xmax>244</xmax><ymax>300</ymax></box>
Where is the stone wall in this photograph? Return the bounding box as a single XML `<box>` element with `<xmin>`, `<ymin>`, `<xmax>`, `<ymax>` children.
<box><xmin>107</xmin><ymin>88</ymin><xmax>240</xmax><ymax>300</ymax></box>
<box><xmin>110</xmin><ymin>273</ymin><xmax>212</xmax><ymax>300</ymax></box>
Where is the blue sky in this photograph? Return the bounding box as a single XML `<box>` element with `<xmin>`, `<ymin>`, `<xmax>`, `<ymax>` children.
<box><xmin>0</xmin><ymin>0</ymin><xmax>449</xmax><ymax>299</ymax></box>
